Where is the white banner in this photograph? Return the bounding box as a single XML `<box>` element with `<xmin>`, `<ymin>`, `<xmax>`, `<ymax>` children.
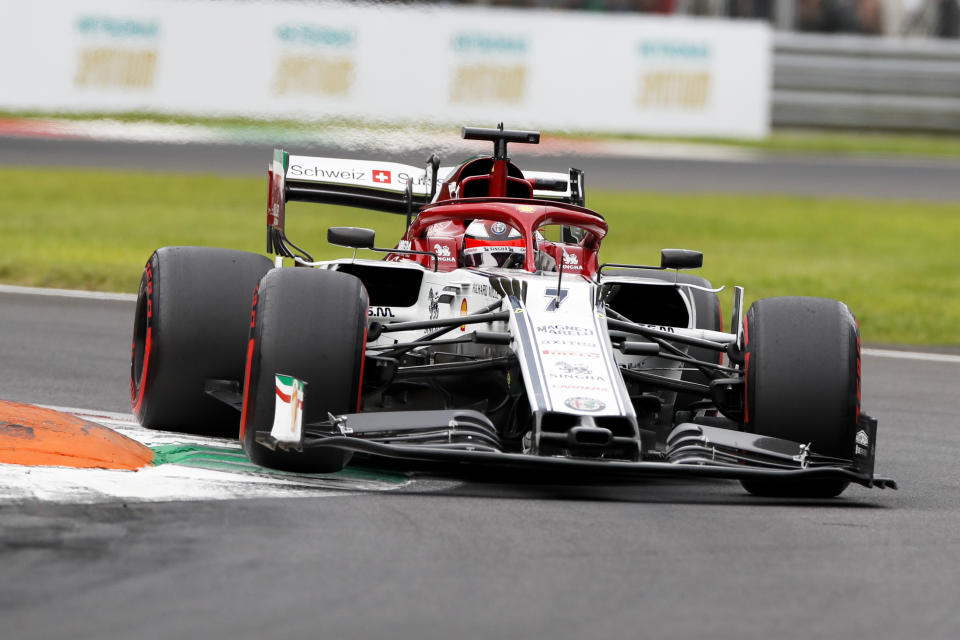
<box><xmin>0</xmin><ymin>1</ymin><xmax>771</xmax><ymax>138</ymax></box>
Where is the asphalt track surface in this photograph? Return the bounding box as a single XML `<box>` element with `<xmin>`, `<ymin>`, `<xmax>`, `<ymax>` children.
<box><xmin>2</xmin><ymin>135</ymin><xmax>959</xmax><ymax>639</ymax></box>
<box><xmin>2</xmin><ymin>290</ymin><xmax>959</xmax><ymax>640</ymax></box>
<box><xmin>4</xmin><ymin>135</ymin><xmax>960</xmax><ymax>201</ymax></box>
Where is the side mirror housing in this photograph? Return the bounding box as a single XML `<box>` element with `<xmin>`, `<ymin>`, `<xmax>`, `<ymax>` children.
<box><xmin>328</xmin><ymin>227</ymin><xmax>375</xmax><ymax>249</ymax></box>
<box><xmin>661</xmin><ymin>248</ymin><xmax>703</xmax><ymax>270</ymax></box>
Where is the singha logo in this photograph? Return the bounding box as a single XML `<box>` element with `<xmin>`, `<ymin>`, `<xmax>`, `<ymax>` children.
<box><xmin>557</xmin><ymin>361</ymin><xmax>591</xmax><ymax>376</ymax></box>
<box><xmin>433</xmin><ymin>244</ymin><xmax>454</xmax><ymax>262</ymax></box>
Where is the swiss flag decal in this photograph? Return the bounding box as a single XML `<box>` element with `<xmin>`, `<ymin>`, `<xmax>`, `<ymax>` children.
<box><xmin>373</xmin><ymin>170</ymin><xmax>392</xmax><ymax>184</ymax></box>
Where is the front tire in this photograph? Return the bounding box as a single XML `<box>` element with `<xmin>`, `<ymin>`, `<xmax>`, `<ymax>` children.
<box><xmin>130</xmin><ymin>246</ymin><xmax>273</xmax><ymax>435</ymax></box>
<box><xmin>240</xmin><ymin>268</ymin><xmax>368</xmax><ymax>473</ymax></box>
<box><xmin>740</xmin><ymin>297</ymin><xmax>860</xmax><ymax>498</ymax></box>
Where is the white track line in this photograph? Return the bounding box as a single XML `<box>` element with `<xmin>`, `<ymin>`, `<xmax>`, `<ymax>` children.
<box><xmin>0</xmin><ymin>283</ymin><xmax>135</xmax><ymax>301</ymax></box>
<box><xmin>862</xmin><ymin>348</ymin><xmax>960</xmax><ymax>364</ymax></box>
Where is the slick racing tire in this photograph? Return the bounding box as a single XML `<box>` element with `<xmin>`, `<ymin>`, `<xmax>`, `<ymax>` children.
<box><xmin>131</xmin><ymin>247</ymin><xmax>273</xmax><ymax>435</ymax></box>
<box><xmin>740</xmin><ymin>297</ymin><xmax>860</xmax><ymax>499</ymax></box>
<box><xmin>240</xmin><ymin>268</ymin><xmax>368</xmax><ymax>473</ymax></box>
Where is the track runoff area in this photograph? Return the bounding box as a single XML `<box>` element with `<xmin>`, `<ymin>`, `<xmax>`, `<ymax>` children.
<box><xmin>0</xmin><ymin>284</ymin><xmax>955</xmax><ymax>504</ymax></box>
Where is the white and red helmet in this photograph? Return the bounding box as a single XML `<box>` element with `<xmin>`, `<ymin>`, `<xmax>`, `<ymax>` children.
<box><xmin>461</xmin><ymin>220</ymin><xmax>526</xmax><ymax>268</ymax></box>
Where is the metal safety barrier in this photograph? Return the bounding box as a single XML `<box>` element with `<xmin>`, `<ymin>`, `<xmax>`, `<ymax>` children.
<box><xmin>773</xmin><ymin>32</ymin><xmax>960</xmax><ymax>131</ymax></box>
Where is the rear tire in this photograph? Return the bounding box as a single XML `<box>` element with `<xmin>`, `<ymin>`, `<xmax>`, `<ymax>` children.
<box><xmin>740</xmin><ymin>297</ymin><xmax>860</xmax><ymax>498</ymax></box>
<box><xmin>240</xmin><ymin>268</ymin><xmax>368</xmax><ymax>473</ymax></box>
<box><xmin>130</xmin><ymin>247</ymin><xmax>273</xmax><ymax>435</ymax></box>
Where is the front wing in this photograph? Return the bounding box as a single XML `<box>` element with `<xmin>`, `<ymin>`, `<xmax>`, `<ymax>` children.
<box><xmin>256</xmin><ymin>409</ymin><xmax>897</xmax><ymax>490</ymax></box>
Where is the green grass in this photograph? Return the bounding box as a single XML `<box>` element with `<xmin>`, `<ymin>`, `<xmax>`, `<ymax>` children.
<box><xmin>0</xmin><ymin>167</ymin><xmax>957</xmax><ymax>345</ymax></box>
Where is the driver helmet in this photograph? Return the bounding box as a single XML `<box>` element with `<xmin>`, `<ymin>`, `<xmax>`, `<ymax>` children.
<box><xmin>462</xmin><ymin>220</ymin><xmax>526</xmax><ymax>268</ymax></box>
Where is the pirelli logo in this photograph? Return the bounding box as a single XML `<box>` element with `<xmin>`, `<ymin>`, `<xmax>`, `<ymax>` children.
<box><xmin>449</xmin><ymin>64</ymin><xmax>526</xmax><ymax>105</ymax></box>
<box><xmin>272</xmin><ymin>55</ymin><xmax>354</xmax><ymax>96</ymax></box>
<box><xmin>74</xmin><ymin>48</ymin><xmax>157</xmax><ymax>89</ymax></box>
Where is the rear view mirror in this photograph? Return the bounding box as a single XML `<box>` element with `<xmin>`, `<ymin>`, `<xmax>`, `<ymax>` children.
<box><xmin>660</xmin><ymin>248</ymin><xmax>703</xmax><ymax>270</ymax></box>
<box><xmin>328</xmin><ymin>227</ymin><xmax>375</xmax><ymax>249</ymax></box>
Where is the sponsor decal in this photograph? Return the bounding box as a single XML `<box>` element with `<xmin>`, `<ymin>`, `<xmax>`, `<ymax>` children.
<box><xmin>433</xmin><ymin>243</ymin><xmax>456</xmax><ymax>263</ymax></box>
<box><xmin>855</xmin><ymin>429</ymin><xmax>870</xmax><ymax>457</ymax></box>
<box><xmin>373</xmin><ymin>170</ymin><xmax>392</xmax><ymax>184</ymax></box>
<box><xmin>536</xmin><ymin>324</ymin><xmax>592</xmax><ymax>337</ymax></box>
<box><xmin>368</xmin><ymin>307</ymin><xmax>396</xmax><ymax>318</ymax></box>
<box><xmin>450</xmin><ymin>64</ymin><xmax>527</xmax><ymax>105</ymax></box>
<box><xmin>638</xmin><ymin>323</ymin><xmax>677</xmax><ymax>334</ymax></box>
<box><xmin>270</xmin><ymin>374</ymin><xmax>305</xmax><ymax>444</ymax></box>
<box><xmin>548</xmin><ymin>360</ymin><xmax>605</xmax><ymax>382</ymax></box>
<box><xmin>397</xmin><ymin>172</ymin><xmax>429</xmax><ymax>187</ymax></box>
<box><xmin>635</xmin><ymin>41</ymin><xmax>712</xmax><ymax>111</ymax></box>
<box><xmin>542</xmin><ymin>350</ymin><xmax>601</xmax><ymax>359</ymax></box>
<box><xmin>637</xmin><ymin>41</ymin><xmax>711</xmax><ymax>60</ymax></box>
<box><xmin>556</xmin><ymin>361</ymin><xmax>592</xmax><ymax>376</ymax></box>
<box><xmin>560</xmin><ymin>251</ymin><xmax>583</xmax><ymax>272</ymax></box>
<box><xmin>538</xmin><ymin>339</ymin><xmax>598</xmax><ymax>348</ymax></box>
<box><xmin>76</xmin><ymin>16</ymin><xmax>159</xmax><ymax>38</ymax></box>
<box><xmin>273</xmin><ymin>24</ymin><xmax>355</xmax><ymax>96</ymax></box>
<box><xmin>288</xmin><ymin>165</ymin><xmax>366</xmax><ymax>180</ymax></box>
<box><xmin>74</xmin><ymin>32</ymin><xmax>158</xmax><ymax>89</ymax></box>
<box><xmin>428</xmin><ymin>289</ymin><xmax>439</xmax><ymax>320</ymax></box>
<box><xmin>273</xmin><ymin>56</ymin><xmax>354</xmax><ymax>96</ymax></box>
<box><xmin>544</xmin><ymin>287</ymin><xmax>568</xmax><ymax>311</ymax></box>
<box><xmin>564</xmin><ymin>397</ymin><xmax>606</xmax><ymax>412</ymax></box>
<box><xmin>276</xmin><ymin>25</ymin><xmax>355</xmax><ymax>48</ymax></box>
<box><xmin>552</xmin><ymin>384</ymin><xmax>609</xmax><ymax>392</ymax></box>
<box><xmin>451</xmin><ymin>33</ymin><xmax>527</xmax><ymax>54</ymax></box>
<box><xmin>490</xmin><ymin>221</ymin><xmax>508</xmax><ymax>235</ymax></box>
<box><xmin>464</xmin><ymin>245</ymin><xmax>523</xmax><ymax>255</ymax></box>
<box><xmin>471</xmin><ymin>283</ymin><xmax>496</xmax><ymax>298</ymax></box>
<box><xmin>396</xmin><ymin>240</ymin><xmax>412</xmax><ymax>251</ymax></box>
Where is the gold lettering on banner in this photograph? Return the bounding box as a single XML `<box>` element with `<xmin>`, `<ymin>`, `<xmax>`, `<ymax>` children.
<box><xmin>450</xmin><ymin>64</ymin><xmax>526</xmax><ymax>104</ymax></box>
<box><xmin>272</xmin><ymin>55</ymin><xmax>354</xmax><ymax>96</ymax></box>
<box><xmin>74</xmin><ymin>48</ymin><xmax>156</xmax><ymax>89</ymax></box>
<box><xmin>637</xmin><ymin>70</ymin><xmax>710</xmax><ymax>109</ymax></box>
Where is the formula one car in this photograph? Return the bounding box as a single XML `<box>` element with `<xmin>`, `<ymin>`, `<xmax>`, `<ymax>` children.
<box><xmin>130</xmin><ymin>125</ymin><xmax>895</xmax><ymax>497</ymax></box>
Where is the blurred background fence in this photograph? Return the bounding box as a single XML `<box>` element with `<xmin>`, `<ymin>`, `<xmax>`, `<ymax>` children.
<box><xmin>773</xmin><ymin>32</ymin><xmax>960</xmax><ymax>130</ymax></box>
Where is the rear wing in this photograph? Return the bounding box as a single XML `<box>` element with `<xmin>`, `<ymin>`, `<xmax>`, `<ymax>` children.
<box><xmin>267</xmin><ymin>149</ymin><xmax>440</xmax><ymax>257</ymax></box>
<box><xmin>266</xmin><ymin>148</ymin><xmax>586</xmax><ymax>258</ymax></box>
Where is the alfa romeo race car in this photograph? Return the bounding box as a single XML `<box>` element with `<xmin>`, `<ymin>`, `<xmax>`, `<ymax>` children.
<box><xmin>130</xmin><ymin>126</ymin><xmax>895</xmax><ymax>497</ymax></box>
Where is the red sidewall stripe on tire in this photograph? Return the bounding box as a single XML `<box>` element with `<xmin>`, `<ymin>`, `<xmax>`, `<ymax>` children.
<box><xmin>239</xmin><ymin>337</ymin><xmax>255</xmax><ymax>441</ymax></box>
<box><xmin>356</xmin><ymin>314</ymin><xmax>368</xmax><ymax>412</ymax></box>
<box><xmin>131</xmin><ymin>328</ymin><xmax>152</xmax><ymax>414</ymax></box>
<box><xmin>742</xmin><ymin>315</ymin><xmax>750</xmax><ymax>426</ymax></box>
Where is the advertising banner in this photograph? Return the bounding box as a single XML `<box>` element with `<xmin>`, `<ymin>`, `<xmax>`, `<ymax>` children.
<box><xmin>0</xmin><ymin>1</ymin><xmax>771</xmax><ymax>138</ymax></box>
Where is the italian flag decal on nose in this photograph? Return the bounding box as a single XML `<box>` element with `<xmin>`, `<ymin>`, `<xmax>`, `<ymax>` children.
<box><xmin>270</xmin><ymin>374</ymin><xmax>305</xmax><ymax>445</ymax></box>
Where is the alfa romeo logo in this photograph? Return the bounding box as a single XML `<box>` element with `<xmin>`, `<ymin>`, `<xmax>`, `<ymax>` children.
<box><xmin>564</xmin><ymin>397</ymin><xmax>606</xmax><ymax>412</ymax></box>
<box><xmin>490</xmin><ymin>221</ymin><xmax>508</xmax><ymax>235</ymax></box>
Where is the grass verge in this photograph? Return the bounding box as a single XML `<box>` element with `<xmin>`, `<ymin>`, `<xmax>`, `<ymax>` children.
<box><xmin>0</xmin><ymin>167</ymin><xmax>957</xmax><ymax>345</ymax></box>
